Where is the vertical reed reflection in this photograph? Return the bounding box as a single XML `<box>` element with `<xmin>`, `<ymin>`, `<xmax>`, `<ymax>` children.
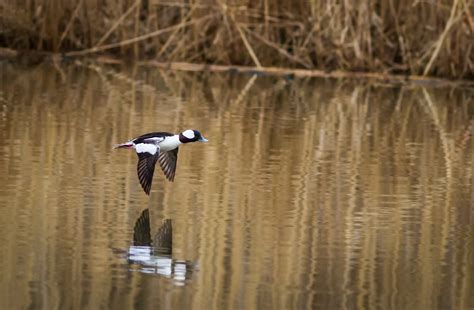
<box><xmin>0</xmin><ymin>62</ymin><xmax>472</xmax><ymax>309</ymax></box>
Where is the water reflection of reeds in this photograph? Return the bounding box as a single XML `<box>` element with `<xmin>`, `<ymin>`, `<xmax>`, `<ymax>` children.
<box><xmin>0</xmin><ymin>63</ymin><xmax>472</xmax><ymax>309</ymax></box>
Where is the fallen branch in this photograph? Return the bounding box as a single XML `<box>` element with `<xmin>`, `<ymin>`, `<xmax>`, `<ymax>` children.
<box><xmin>1</xmin><ymin>47</ymin><xmax>472</xmax><ymax>87</ymax></box>
<box><xmin>145</xmin><ymin>60</ymin><xmax>474</xmax><ymax>87</ymax></box>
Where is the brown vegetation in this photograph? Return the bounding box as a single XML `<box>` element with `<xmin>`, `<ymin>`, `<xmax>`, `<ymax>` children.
<box><xmin>0</xmin><ymin>0</ymin><xmax>473</xmax><ymax>78</ymax></box>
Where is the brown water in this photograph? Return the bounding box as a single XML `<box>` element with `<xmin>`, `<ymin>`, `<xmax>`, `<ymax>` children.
<box><xmin>0</xmin><ymin>62</ymin><xmax>473</xmax><ymax>310</ymax></box>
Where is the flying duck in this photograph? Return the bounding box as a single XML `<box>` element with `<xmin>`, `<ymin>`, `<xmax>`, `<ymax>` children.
<box><xmin>114</xmin><ymin>129</ymin><xmax>208</xmax><ymax>195</ymax></box>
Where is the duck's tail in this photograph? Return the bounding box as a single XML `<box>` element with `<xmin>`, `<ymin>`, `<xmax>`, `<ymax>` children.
<box><xmin>113</xmin><ymin>142</ymin><xmax>134</xmax><ymax>149</ymax></box>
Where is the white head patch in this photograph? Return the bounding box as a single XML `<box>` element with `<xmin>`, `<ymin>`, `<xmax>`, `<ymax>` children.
<box><xmin>182</xmin><ymin>130</ymin><xmax>195</xmax><ymax>139</ymax></box>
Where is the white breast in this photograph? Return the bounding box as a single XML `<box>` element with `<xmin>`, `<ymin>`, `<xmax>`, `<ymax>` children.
<box><xmin>158</xmin><ymin>135</ymin><xmax>182</xmax><ymax>152</ymax></box>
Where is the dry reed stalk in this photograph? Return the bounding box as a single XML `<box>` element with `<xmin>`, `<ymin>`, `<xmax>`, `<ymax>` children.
<box><xmin>65</xmin><ymin>14</ymin><xmax>216</xmax><ymax>57</ymax></box>
<box><xmin>216</xmin><ymin>0</ymin><xmax>262</xmax><ymax>68</ymax></box>
<box><xmin>243</xmin><ymin>26</ymin><xmax>311</xmax><ymax>68</ymax></box>
<box><xmin>133</xmin><ymin>0</ymin><xmax>140</xmax><ymax>58</ymax></box>
<box><xmin>94</xmin><ymin>0</ymin><xmax>141</xmax><ymax>48</ymax></box>
<box><xmin>460</xmin><ymin>0</ymin><xmax>474</xmax><ymax>32</ymax></box>
<box><xmin>156</xmin><ymin>6</ymin><xmax>197</xmax><ymax>58</ymax></box>
<box><xmin>56</xmin><ymin>0</ymin><xmax>83</xmax><ymax>51</ymax></box>
<box><xmin>423</xmin><ymin>0</ymin><xmax>461</xmax><ymax>76</ymax></box>
<box><xmin>234</xmin><ymin>23</ymin><xmax>262</xmax><ymax>68</ymax></box>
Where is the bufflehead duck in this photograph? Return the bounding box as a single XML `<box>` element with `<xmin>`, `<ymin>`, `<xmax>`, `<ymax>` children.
<box><xmin>114</xmin><ymin>129</ymin><xmax>208</xmax><ymax>195</ymax></box>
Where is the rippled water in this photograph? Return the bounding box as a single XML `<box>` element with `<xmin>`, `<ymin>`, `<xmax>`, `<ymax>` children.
<box><xmin>0</xmin><ymin>62</ymin><xmax>473</xmax><ymax>309</ymax></box>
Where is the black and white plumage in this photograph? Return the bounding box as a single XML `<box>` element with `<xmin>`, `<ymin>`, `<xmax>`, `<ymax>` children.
<box><xmin>114</xmin><ymin>129</ymin><xmax>208</xmax><ymax>195</ymax></box>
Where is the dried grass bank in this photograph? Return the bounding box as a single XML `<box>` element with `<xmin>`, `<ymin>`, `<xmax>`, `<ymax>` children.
<box><xmin>0</xmin><ymin>0</ymin><xmax>473</xmax><ymax>79</ymax></box>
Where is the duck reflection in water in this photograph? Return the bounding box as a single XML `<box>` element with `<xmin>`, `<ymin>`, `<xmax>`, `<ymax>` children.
<box><xmin>127</xmin><ymin>208</ymin><xmax>196</xmax><ymax>283</ymax></box>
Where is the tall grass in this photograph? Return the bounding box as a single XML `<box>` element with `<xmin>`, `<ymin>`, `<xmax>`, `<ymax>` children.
<box><xmin>1</xmin><ymin>0</ymin><xmax>473</xmax><ymax>78</ymax></box>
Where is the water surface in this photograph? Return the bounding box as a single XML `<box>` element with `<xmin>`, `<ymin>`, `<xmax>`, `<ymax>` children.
<box><xmin>0</xmin><ymin>62</ymin><xmax>473</xmax><ymax>309</ymax></box>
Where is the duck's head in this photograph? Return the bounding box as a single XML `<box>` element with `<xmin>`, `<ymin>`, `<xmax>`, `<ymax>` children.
<box><xmin>179</xmin><ymin>129</ymin><xmax>208</xmax><ymax>143</ymax></box>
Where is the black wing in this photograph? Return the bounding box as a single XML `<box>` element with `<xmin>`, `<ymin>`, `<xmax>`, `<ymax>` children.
<box><xmin>137</xmin><ymin>152</ymin><xmax>159</xmax><ymax>195</ymax></box>
<box><xmin>158</xmin><ymin>148</ymin><xmax>179</xmax><ymax>182</ymax></box>
<box><xmin>133</xmin><ymin>132</ymin><xmax>174</xmax><ymax>144</ymax></box>
<box><xmin>133</xmin><ymin>209</ymin><xmax>152</xmax><ymax>246</ymax></box>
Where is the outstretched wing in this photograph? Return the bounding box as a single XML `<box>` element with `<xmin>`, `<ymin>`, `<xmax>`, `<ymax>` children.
<box><xmin>136</xmin><ymin>147</ymin><xmax>159</xmax><ymax>195</ymax></box>
<box><xmin>158</xmin><ymin>148</ymin><xmax>179</xmax><ymax>182</ymax></box>
<box><xmin>133</xmin><ymin>208</ymin><xmax>152</xmax><ymax>246</ymax></box>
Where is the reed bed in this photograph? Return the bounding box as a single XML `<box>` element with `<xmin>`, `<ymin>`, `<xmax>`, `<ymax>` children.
<box><xmin>0</xmin><ymin>0</ymin><xmax>473</xmax><ymax>79</ymax></box>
